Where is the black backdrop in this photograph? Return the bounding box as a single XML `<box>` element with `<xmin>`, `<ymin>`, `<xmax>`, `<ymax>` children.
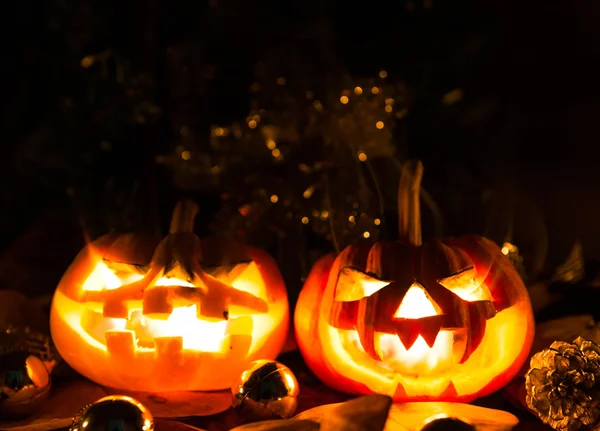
<box><xmin>2</xmin><ymin>0</ymin><xmax>600</xmax><ymax>273</ymax></box>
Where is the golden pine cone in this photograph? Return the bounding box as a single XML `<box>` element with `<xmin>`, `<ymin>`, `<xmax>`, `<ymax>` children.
<box><xmin>526</xmin><ymin>337</ymin><xmax>600</xmax><ymax>431</ymax></box>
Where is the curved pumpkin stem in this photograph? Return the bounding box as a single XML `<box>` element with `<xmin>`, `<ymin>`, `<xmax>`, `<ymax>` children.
<box><xmin>169</xmin><ymin>200</ymin><xmax>200</xmax><ymax>234</ymax></box>
<box><xmin>398</xmin><ymin>159</ymin><xmax>424</xmax><ymax>247</ymax></box>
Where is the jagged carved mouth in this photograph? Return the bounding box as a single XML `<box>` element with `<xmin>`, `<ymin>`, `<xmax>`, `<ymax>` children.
<box><xmin>76</xmin><ymin>259</ymin><xmax>268</xmax><ymax>356</ymax></box>
<box><xmin>331</xmin><ymin>269</ymin><xmax>499</xmax><ymax>379</ymax></box>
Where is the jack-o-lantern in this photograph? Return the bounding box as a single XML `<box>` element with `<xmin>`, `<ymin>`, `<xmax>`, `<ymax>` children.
<box><xmin>50</xmin><ymin>201</ymin><xmax>289</xmax><ymax>393</ymax></box>
<box><xmin>294</xmin><ymin>160</ymin><xmax>534</xmax><ymax>402</ymax></box>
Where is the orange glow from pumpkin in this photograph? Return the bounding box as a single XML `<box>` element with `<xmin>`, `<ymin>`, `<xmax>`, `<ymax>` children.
<box><xmin>50</xmin><ymin>247</ymin><xmax>290</xmax><ymax>393</ymax></box>
<box><xmin>378</xmin><ymin>283</ymin><xmax>454</xmax><ymax>376</ymax></box>
<box><xmin>82</xmin><ymin>261</ymin><xmax>144</xmax><ymax>291</ymax></box>
<box><xmin>76</xmin><ymin>261</ymin><xmax>261</xmax><ymax>353</ymax></box>
<box><xmin>321</xmin><ymin>277</ymin><xmax>530</xmax><ymax>399</ymax></box>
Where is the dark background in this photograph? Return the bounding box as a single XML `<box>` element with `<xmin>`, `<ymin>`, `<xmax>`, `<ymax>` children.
<box><xmin>2</xmin><ymin>0</ymin><xmax>600</xmax><ymax>301</ymax></box>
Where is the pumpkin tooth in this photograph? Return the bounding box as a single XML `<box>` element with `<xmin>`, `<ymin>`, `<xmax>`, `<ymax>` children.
<box><xmin>397</xmin><ymin>330</ymin><xmax>419</xmax><ymax>351</ymax></box>
<box><xmin>142</xmin><ymin>286</ymin><xmax>174</xmax><ymax>319</ymax></box>
<box><xmin>198</xmin><ymin>295</ymin><xmax>230</xmax><ymax>322</ymax></box>
<box><xmin>153</xmin><ymin>336</ymin><xmax>184</xmax><ymax>366</ymax></box>
<box><xmin>419</xmin><ymin>319</ymin><xmax>443</xmax><ymax>348</ymax></box>
<box><xmin>393</xmin><ymin>381</ymin><xmax>408</xmax><ymax>401</ymax></box>
<box><xmin>102</xmin><ymin>299</ymin><xmax>129</xmax><ymax>319</ymax></box>
<box><xmin>105</xmin><ymin>329</ymin><xmax>136</xmax><ymax>358</ymax></box>
<box><xmin>440</xmin><ymin>381</ymin><xmax>458</xmax><ymax>398</ymax></box>
<box><xmin>419</xmin><ymin>327</ymin><xmax>439</xmax><ymax>348</ymax></box>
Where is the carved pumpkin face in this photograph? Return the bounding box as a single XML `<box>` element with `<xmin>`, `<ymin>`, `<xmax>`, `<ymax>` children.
<box><xmin>294</xmin><ymin>161</ymin><xmax>534</xmax><ymax>402</ymax></box>
<box><xmin>50</xmin><ymin>202</ymin><xmax>289</xmax><ymax>393</ymax></box>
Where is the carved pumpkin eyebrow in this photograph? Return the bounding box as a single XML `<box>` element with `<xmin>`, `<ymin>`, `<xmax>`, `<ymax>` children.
<box><xmin>436</xmin><ymin>266</ymin><xmax>476</xmax><ymax>287</ymax></box>
<box><xmin>335</xmin><ymin>267</ymin><xmax>390</xmax><ymax>302</ymax></box>
<box><xmin>102</xmin><ymin>259</ymin><xmax>149</xmax><ymax>275</ymax></box>
<box><xmin>201</xmin><ymin>260</ymin><xmax>254</xmax><ymax>285</ymax></box>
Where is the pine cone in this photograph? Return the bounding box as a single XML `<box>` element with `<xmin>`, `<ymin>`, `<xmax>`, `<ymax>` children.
<box><xmin>526</xmin><ymin>337</ymin><xmax>600</xmax><ymax>430</ymax></box>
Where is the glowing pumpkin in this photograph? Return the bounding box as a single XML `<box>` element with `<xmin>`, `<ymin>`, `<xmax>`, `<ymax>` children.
<box><xmin>50</xmin><ymin>201</ymin><xmax>289</xmax><ymax>393</ymax></box>
<box><xmin>294</xmin><ymin>160</ymin><xmax>534</xmax><ymax>402</ymax></box>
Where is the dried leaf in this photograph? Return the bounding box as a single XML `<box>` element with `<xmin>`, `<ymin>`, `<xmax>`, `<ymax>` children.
<box><xmin>155</xmin><ymin>419</ymin><xmax>208</xmax><ymax>431</ymax></box>
<box><xmin>231</xmin><ymin>394</ymin><xmax>393</xmax><ymax>431</ymax></box>
<box><xmin>385</xmin><ymin>402</ymin><xmax>519</xmax><ymax>431</ymax></box>
<box><xmin>551</xmin><ymin>241</ymin><xmax>584</xmax><ymax>284</ymax></box>
<box><xmin>230</xmin><ymin>419</ymin><xmax>318</xmax><ymax>431</ymax></box>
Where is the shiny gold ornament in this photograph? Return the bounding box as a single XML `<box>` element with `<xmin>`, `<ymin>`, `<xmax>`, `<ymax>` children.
<box><xmin>525</xmin><ymin>337</ymin><xmax>600</xmax><ymax>431</ymax></box>
<box><xmin>0</xmin><ymin>325</ymin><xmax>59</xmax><ymax>369</ymax></box>
<box><xmin>0</xmin><ymin>351</ymin><xmax>51</xmax><ymax>417</ymax></box>
<box><xmin>231</xmin><ymin>360</ymin><xmax>299</xmax><ymax>421</ymax></box>
<box><xmin>70</xmin><ymin>395</ymin><xmax>154</xmax><ymax>431</ymax></box>
<box><xmin>420</xmin><ymin>417</ymin><xmax>476</xmax><ymax>431</ymax></box>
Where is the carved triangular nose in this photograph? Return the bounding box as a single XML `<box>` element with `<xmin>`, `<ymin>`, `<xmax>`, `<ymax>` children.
<box><xmin>394</xmin><ymin>282</ymin><xmax>439</xmax><ymax>319</ymax></box>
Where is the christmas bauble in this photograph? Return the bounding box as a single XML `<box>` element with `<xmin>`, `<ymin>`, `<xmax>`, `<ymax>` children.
<box><xmin>0</xmin><ymin>351</ymin><xmax>51</xmax><ymax>417</ymax></box>
<box><xmin>231</xmin><ymin>360</ymin><xmax>299</xmax><ymax>421</ymax></box>
<box><xmin>421</xmin><ymin>417</ymin><xmax>476</xmax><ymax>431</ymax></box>
<box><xmin>70</xmin><ymin>395</ymin><xmax>154</xmax><ymax>431</ymax></box>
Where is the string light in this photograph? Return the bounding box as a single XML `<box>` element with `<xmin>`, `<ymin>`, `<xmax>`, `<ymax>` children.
<box><xmin>80</xmin><ymin>56</ymin><xmax>95</xmax><ymax>68</ymax></box>
<box><xmin>303</xmin><ymin>186</ymin><xmax>315</xmax><ymax>199</ymax></box>
<box><xmin>442</xmin><ymin>88</ymin><xmax>464</xmax><ymax>105</ymax></box>
<box><xmin>165</xmin><ymin>68</ymin><xmax>409</xmax><ymax>251</ymax></box>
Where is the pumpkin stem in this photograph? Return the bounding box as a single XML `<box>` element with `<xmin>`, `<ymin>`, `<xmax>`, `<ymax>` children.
<box><xmin>398</xmin><ymin>159</ymin><xmax>424</xmax><ymax>246</ymax></box>
<box><xmin>169</xmin><ymin>200</ymin><xmax>199</xmax><ymax>234</ymax></box>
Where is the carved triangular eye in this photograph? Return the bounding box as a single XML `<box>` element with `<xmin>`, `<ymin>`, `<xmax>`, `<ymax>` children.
<box><xmin>335</xmin><ymin>267</ymin><xmax>390</xmax><ymax>302</ymax></box>
<box><xmin>437</xmin><ymin>266</ymin><xmax>492</xmax><ymax>301</ymax></box>
<box><xmin>201</xmin><ymin>260</ymin><xmax>254</xmax><ymax>285</ymax></box>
